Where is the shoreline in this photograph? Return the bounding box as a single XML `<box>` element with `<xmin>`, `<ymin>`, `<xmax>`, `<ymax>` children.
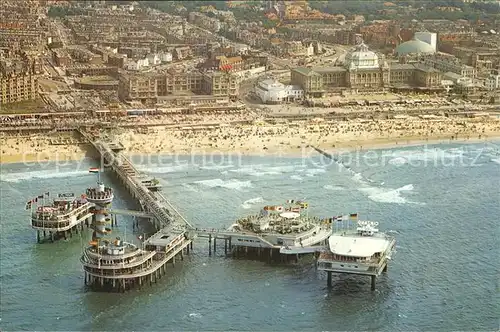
<box><xmin>1</xmin><ymin>135</ymin><xmax>499</xmax><ymax>166</ymax></box>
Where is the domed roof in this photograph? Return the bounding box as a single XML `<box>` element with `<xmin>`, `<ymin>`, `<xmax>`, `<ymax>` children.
<box><xmin>395</xmin><ymin>39</ymin><xmax>435</xmax><ymax>56</ymax></box>
<box><xmin>345</xmin><ymin>42</ymin><xmax>379</xmax><ymax>69</ymax></box>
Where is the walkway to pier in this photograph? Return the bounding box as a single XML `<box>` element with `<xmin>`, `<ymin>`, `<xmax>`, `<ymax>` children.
<box><xmin>109</xmin><ymin>209</ymin><xmax>153</xmax><ymax>219</ymax></box>
<box><xmin>195</xmin><ymin>228</ymin><xmax>277</xmax><ymax>248</ymax></box>
<box><xmin>78</xmin><ymin>129</ymin><xmax>192</xmax><ymax>233</ymax></box>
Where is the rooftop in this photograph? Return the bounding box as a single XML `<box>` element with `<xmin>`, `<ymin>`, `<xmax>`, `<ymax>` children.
<box><xmin>328</xmin><ymin>234</ymin><xmax>392</xmax><ymax>257</ymax></box>
<box><xmin>395</xmin><ymin>39</ymin><xmax>435</xmax><ymax>56</ymax></box>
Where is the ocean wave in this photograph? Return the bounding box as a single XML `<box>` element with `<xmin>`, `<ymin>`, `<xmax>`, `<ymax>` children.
<box><xmin>358</xmin><ymin>184</ymin><xmax>423</xmax><ymax>205</ymax></box>
<box><xmin>0</xmin><ymin>169</ymin><xmax>90</xmax><ymax>183</ymax></box>
<box><xmin>199</xmin><ymin>164</ymin><xmax>234</xmax><ymax>171</ymax></box>
<box><xmin>383</xmin><ymin>149</ymin><xmax>464</xmax><ymax>163</ymax></box>
<box><xmin>181</xmin><ymin>183</ymin><xmax>200</xmax><ymax>192</ymax></box>
<box><xmin>305</xmin><ymin>168</ymin><xmax>326</xmax><ymax>177</ymax></box>
<box><xmin>137</xmin><ymin>164</ymin><xmax>189</xmax><ymax>174</ymax></box>
<box><xmin>323</xmin><ymin>185</ymin><xmax>344</xmax><ymax>191</ymax></box>
<box><xmin>388</xmin><ymin>157</ymin><xmax>408</xmax><ymax>166</ymax></box>
<box><xmin>194</xmin><ymin>178</ymin><xmax>252</xmax><ymax>190</ymax></box>
<box><xmin>241</xmin><ymin>197</ymin><xmax>264</xmax><ymax>209</ymax></box>
<box><xmin>229</xmin><ymin>164</ymin><xmax>302</xmax><ymax>177</ymax></box>
<box><xmin>491</xmin><ymin>158</ymin><xmax>500</xmax><ymax>165</ymax></box>
<box><xmin>290</xmin><ymin>175</ymin><xmax>303</xmax><ymax>181</ymax></box>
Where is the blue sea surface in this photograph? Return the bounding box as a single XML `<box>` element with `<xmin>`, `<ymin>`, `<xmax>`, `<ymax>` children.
<box><xmin>0</xmin><ymin>142</ymin><xmax>499</xmax><ymax>331</ymax></box>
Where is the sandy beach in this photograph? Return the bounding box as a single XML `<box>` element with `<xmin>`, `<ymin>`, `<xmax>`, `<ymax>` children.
<box><xmin>117</xmin><ymin>117</ymin><xmax>500</xmax><ymax>156</ymax></box>
<box><xmin>1</xmin><ymin>116</ymin><xmax>499</xmax><ymax>165</ymax></box>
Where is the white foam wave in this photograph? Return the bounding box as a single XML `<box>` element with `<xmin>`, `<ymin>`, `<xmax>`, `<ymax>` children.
<box><xmin>305</xmin><ymin>168</ymin><xmax>326</xmax><ymax>177</ymax></box>
<box><xmin>241</xmin><ymin>197</ymin><xmax>264</xmax><ymax>209</ymax></box>
<box><xmin>491</xmin><ymin>158</ymin><xmax>500</xmax><ymax>165</ymax></box>
<box><xmin>290</xmin><ymin>175</ymin><xmax>303</xmax><ymax>181</ymax></box>
<box><xmin>181</xmin><ymin>183</ymin><xmax>200</xmax><ymax>193</ymax></box>
<box><xmin>388</xmin><ymin>157</ymin><xmax>408</xmax><ymax>166</ymax></box>
<box><xmin>323</xmin><ymin>185</ymin><xmax>344</xmax><ymax>191</ymax></box>
<box><xmin>188</xmin><ymin>313</ymin><xmax>202</xmax><ymax>318</ymax></box>
<box><xmin>358</xmin><ymin>184</ymin><xmax>422</xmax><ymax>204</ymax></box>
<box><xmin>383</xmin><ymin>149</ymin><xmax>464</xmax><ymax>163</ymax></box>
<box><xmin>199</xmin><ymin>164</ymin><xmax>234</xmax><ymax>171</ymax></box>
<box><xmin>230</xmin><ymin>164</ymin><xmax>300</xmax><ymax>177</ymax></box>
<box><xmin>138</xmin><ymin>164</ymin><xmax>188</xmax><ymax>174</ymax></box>
<box><xmin>194</xmin><ymin>178</ymin><xmax>252</xmax><ymax>190</ymax></box>
<box><xmin>1</xmin><ymin>169</ymin><xmax>90</xmax><ymax>183</ymax></box>
<box><xmin>351</xmin><ymin>172</ymin><xmax>365</xmax><ymax>184</ymax></box>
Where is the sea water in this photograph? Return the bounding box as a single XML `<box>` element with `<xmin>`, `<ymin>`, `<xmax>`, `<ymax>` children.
<box><xmin>1</xmin><ymin>142</ymin><xmax>499</xmax><ymax>331</ymax></box>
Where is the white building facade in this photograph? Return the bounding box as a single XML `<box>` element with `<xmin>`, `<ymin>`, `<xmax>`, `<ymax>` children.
<box><xmin>414</xmin><ymin>32</ymin><xmax>438</xmax><ymax>52</ymax></box>
<box><xmin>255</xmin><ymin>79</ymin><xmax>303</xmax><ymax>104</ymax></box>
<box><xmin>485</xmin><ymin>70</ymin><xmax>500</xmax><ymax>90</ymax></box>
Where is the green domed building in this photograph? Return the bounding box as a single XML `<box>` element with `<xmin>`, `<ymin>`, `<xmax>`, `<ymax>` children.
<box><xmin>395</xmin><ymin>38</ymin><xmax>436</xmax><ymax>56</ymax></box>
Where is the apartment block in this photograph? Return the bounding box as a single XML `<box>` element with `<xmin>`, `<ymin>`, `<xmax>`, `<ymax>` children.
<box><xmin>422</xmin><ymin>53</ymin><xmax>477</xmax><ymax>79</ymax></box>
<box><xmin>0</xmin><ymin>57</ymin><xmax>38</xmax><ymax>105</ymax></box>
<box><xmin>202</xmin><ymin>71</ymin><xmax>239</xmax><ymax>99</ymax></box>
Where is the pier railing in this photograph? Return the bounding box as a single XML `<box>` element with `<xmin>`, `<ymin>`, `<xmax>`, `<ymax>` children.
<box><xmin>79</xmin><ymin>129</ymin><xmax>191</xmax><ymax>234</ymax></box>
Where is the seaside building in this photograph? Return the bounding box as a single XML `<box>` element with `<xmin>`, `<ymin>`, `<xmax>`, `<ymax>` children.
<box><xmin>30</xmin><ymin>193</ymin><xmax>93</xmax><ymax>243</ymax></box>
<box><xmin>291</xmin><ymin>42</ymin><xmax>442</xmax><ymax>96</ymax></box>
<box><xmin>485</xmin><ymin>69</ymin><xmax>500</xmax><ymax>91</ymax></box>
<box><xmin>0</xmin><ymin>56</ymin><xmax>38</xmax><ymax>105</ymax></box>
<box><xmin>422</xmin><ymin>53</ymin><xmax>477</xmax><ymax>79</ymax></box>
<box><xmin>316</xmin><ymin>219</ymin><xmax>396</xmax><ymax>291</ymax></box>
<box><xmin>118</xmin><ymin>69</ymin><xmax>239</xmax><ymax>103</ymax></box>
<box><xmin>254</xmin><ymin>78</ymin><xmax>303</xmax><ymax>104</ymax></box>
<box><xmin>80</xmin><ymin>181</ymin><xmax>188</xmax><ymax>292</ymax></box>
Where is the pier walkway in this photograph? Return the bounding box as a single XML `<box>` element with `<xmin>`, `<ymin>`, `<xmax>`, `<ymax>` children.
<box><xmin>78</xmin><ymin>129</ymin><xmax>193</xmax><ymax>233</ymax></box>
<box><xmin>109</xmin><ymin>209</ymin><xmax>153</xmax><ymax>219</ymax></box>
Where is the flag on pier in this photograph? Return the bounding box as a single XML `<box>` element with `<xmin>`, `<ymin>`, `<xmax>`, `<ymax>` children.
<box><xmin>89</xmin><ymin>168</ymin><xmax>99</xmax><ymax>173</ymax></box>
<box><xmin>286</xmin><ymin>199</ymin><xmax>295</xmax><ymax>204</ymax></box>
<box><xmin>138</xmin><ymin>235</ymin><xmax>143</xmax><ymax>241</ymax></box>
<box><xmin>44</xmin><ymin>192</ymin><xmax>49</xmax><ymax>197</ymax></box>
<box><xmin>37</xmin><ymin>195</ymin><xmax>43</xmax><ymax>199</ymax></box>
<box><xmin>25</xmin><ymin>201</ymin><xmax>32</xmax><ymax>210</ymax></box>
<box><xmin>349</xmin><ymin>213</ymin><xmax>358</xmax><ymax>220</ymax></box>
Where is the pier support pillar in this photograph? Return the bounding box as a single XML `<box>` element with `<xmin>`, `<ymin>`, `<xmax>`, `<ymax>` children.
<box><xmin>213</xmin><ymin>238</ymin><xmax>216</xmax><ymax>253</ymax></box>
<box><xmin>84</xmin><ymin>272</ymin><xmax>87</xmax><ymax>285</ymax></box>
<box><xmin>327</xmin><ymin>271</ymin><xmax>332</xmax><ymax>288</ymax></box>
<box><xmin>190</xmin><ymin>242</ymin><xmax>193</xmax><ymax>250</ymax></box>
<box><xmin>43</xmin><ymin>230</ymin><xmax>46</xmax><ymax>238</ymax></box>
<box><xmin>224</xmin><ymin>239</ymin><xmax>228</xmax><ymax>255</ymax></box>
<box><xmin>186</xmin><ymin>244</ymin><xmax>190</xmax><ymax>254</ymax></box>
<box><xmin>208</xmin><ymin>234</ymin><xmax>212</xmax><ymax>256</ymax></box>
<box><xmin>383</xmin><ymin>264</ymin><xmax>388</xmax><ymax>273</ymax></box>
<box><xmin>228</xmin><ymin>237</ymin><xmax>231</xmax><ymax>249</ymax></box>
<box><xmin>371</xmin><ymin>275</ymin><xmax>376</xmax><ymax>291</ymax></box>
<box><xmin>50</xmin><ymin>232</ymin><xmax>54</xmax><ymax>243</ymax></box>
<box><xmin>37</xmin><ymin>231</ymin><xmax>40</xmax><ymax>243</ymax></box>
<box><xmin>172</xmin><ymin>255</ymin><xmax>176</xmax><ymax>266</ymax></box>
<box><xmin>180</xmin><ymin>249</ymin><xmax>184</xmax><ymax>261</ymax></box>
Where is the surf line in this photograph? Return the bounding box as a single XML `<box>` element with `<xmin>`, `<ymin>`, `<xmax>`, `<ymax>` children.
<box><xmin>309</xmin><ymin>145</ymin><xmax>378</xmax><ymax>184</ymax></box>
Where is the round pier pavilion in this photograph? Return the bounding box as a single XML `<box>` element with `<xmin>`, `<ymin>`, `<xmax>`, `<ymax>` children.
<box><xmin>80</xmin><ymin>182</ymin><xmax>176</xmax><ymax>292</ymax></box>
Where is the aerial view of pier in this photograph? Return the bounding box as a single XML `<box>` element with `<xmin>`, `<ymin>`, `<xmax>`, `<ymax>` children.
<box><xmin>1</xmin><ymin>0</ymin><xmax>499</xmax><ymax>331</ymax></box>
